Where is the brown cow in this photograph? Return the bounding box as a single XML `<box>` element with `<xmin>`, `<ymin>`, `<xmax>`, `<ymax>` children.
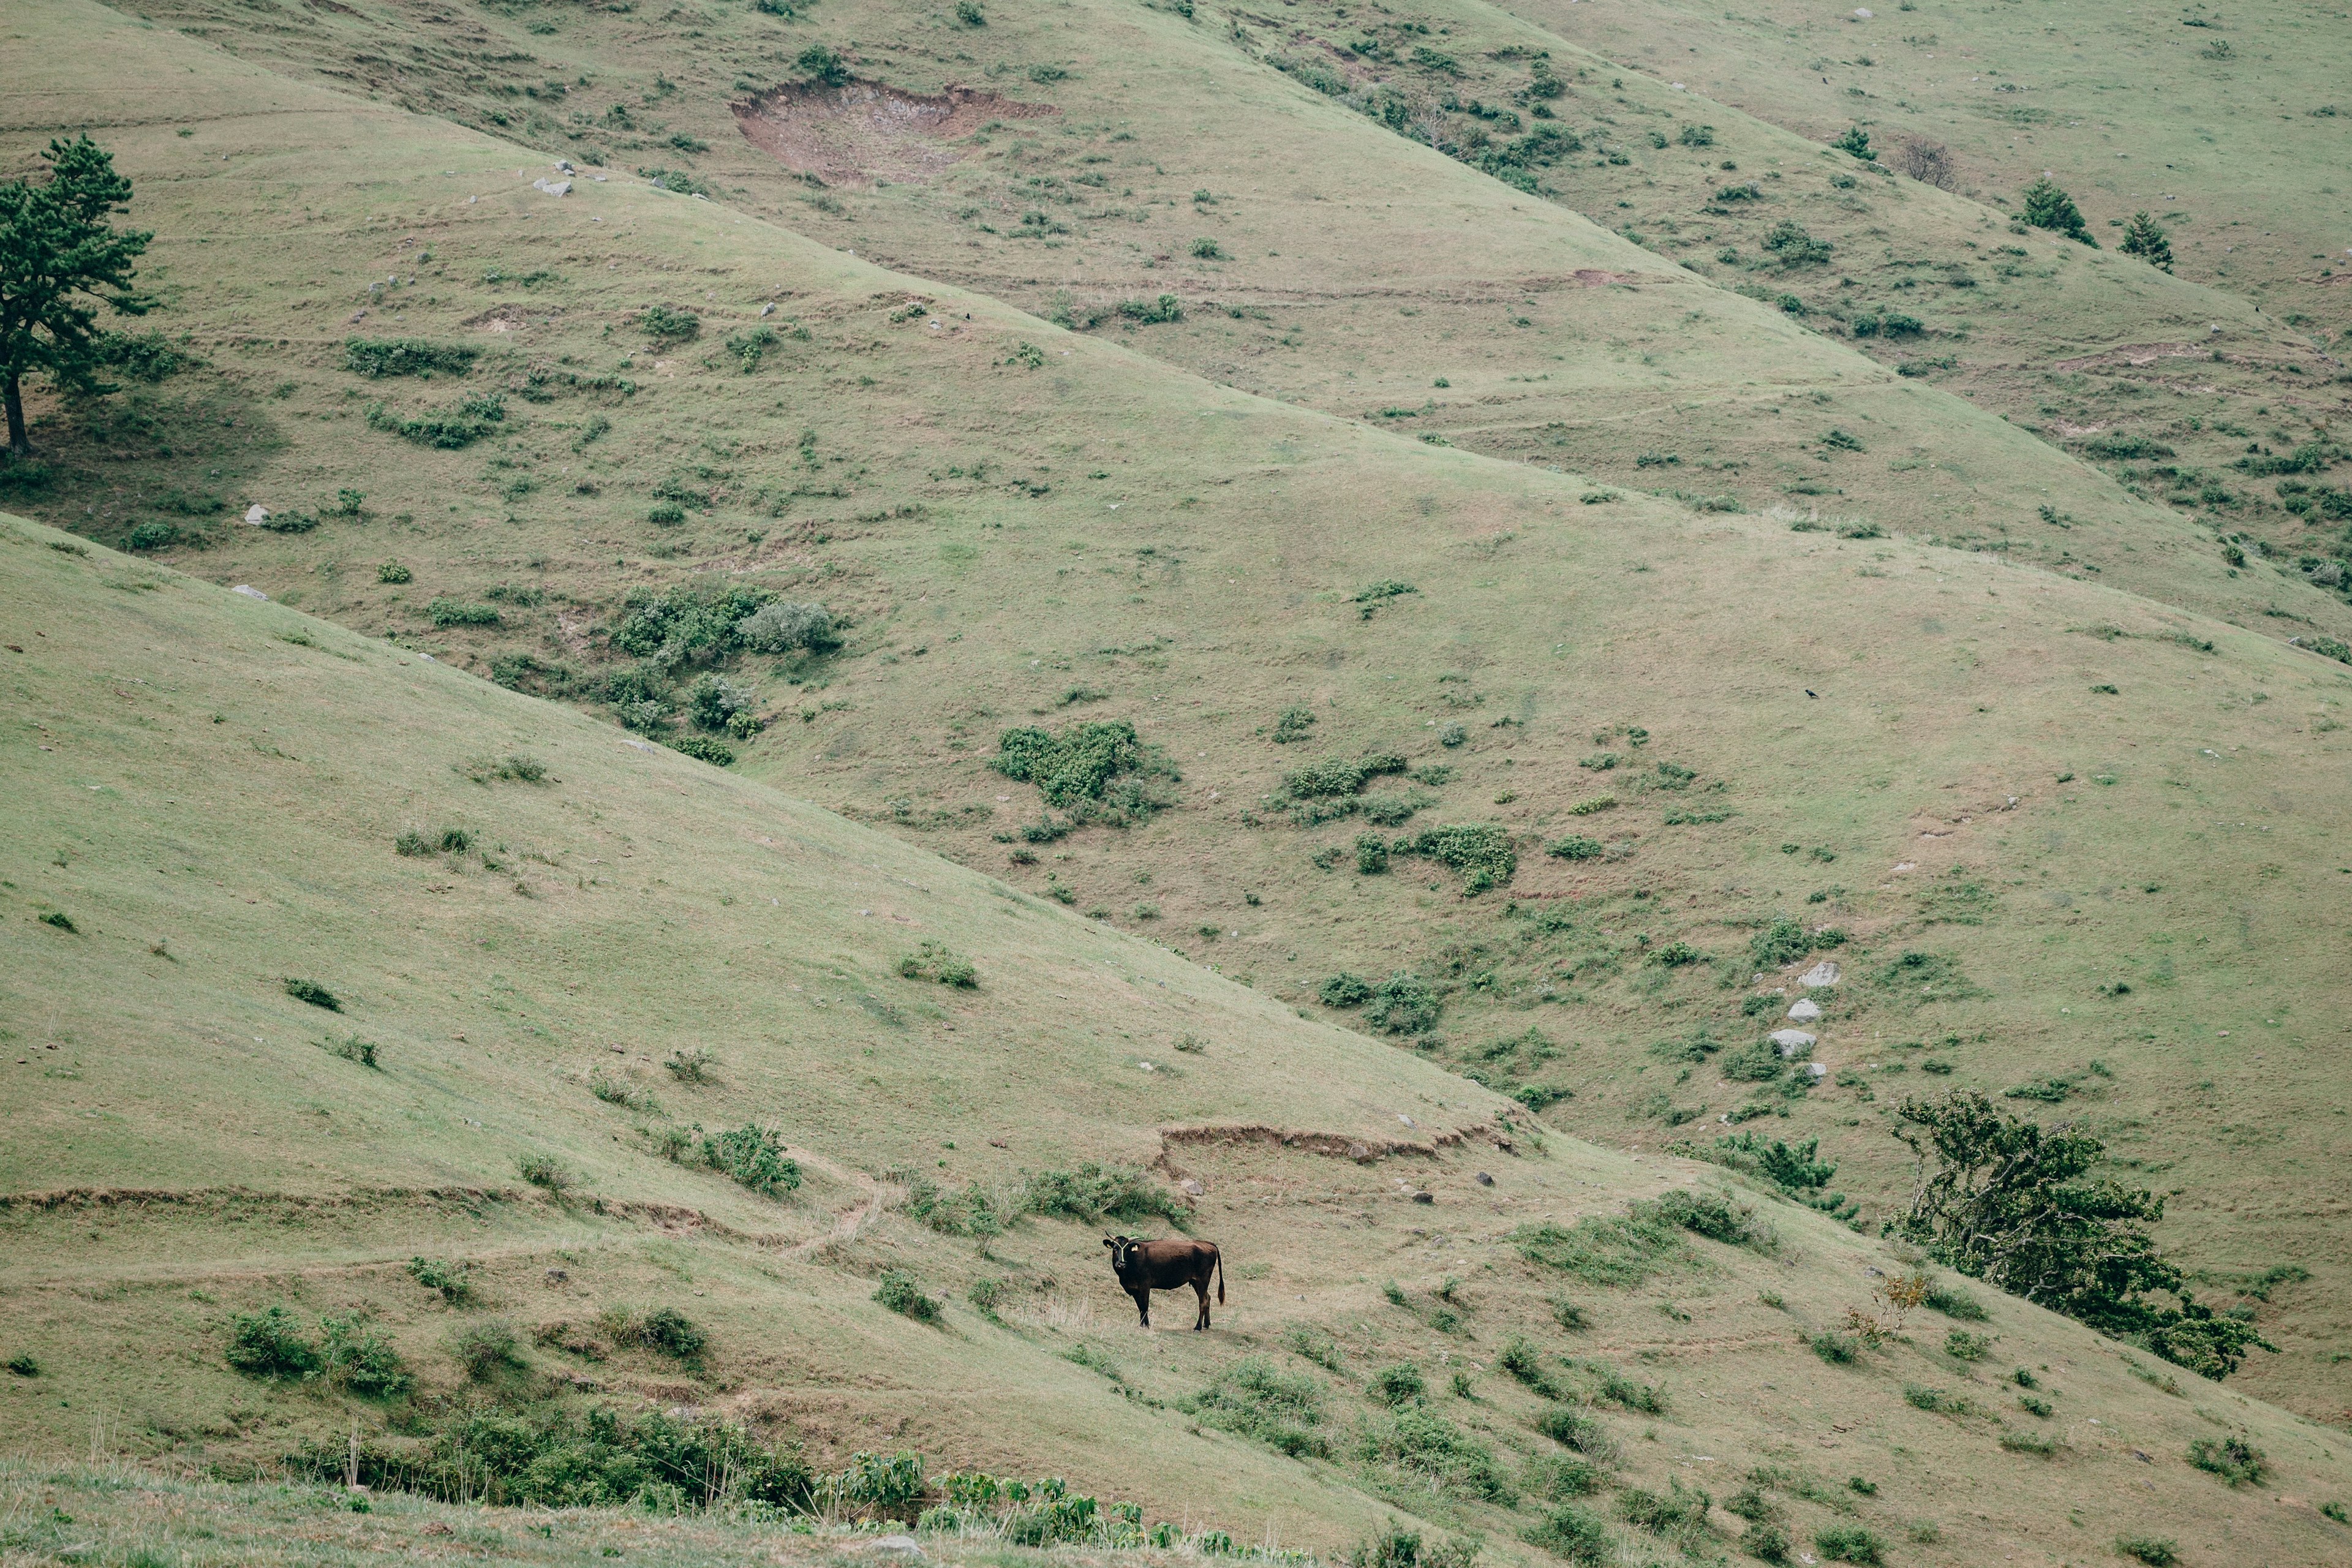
<box><xmin>1102</xmin><ymin>1234</ymin><xmax>1224</xmax><ymax>1329</ymax></box>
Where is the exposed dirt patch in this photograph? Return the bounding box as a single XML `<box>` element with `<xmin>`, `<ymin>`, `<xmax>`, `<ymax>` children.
<box><xmin>733</xmin><ymin>80</ymin><xmax>1056</xmax><ymax>189</ymax></box>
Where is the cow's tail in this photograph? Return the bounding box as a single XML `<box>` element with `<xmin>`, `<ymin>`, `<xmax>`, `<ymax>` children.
<box><xmin>1215</xmin><ymin>1245</ymin><xmax>1225</xmax><ymax>1304</ymax></box>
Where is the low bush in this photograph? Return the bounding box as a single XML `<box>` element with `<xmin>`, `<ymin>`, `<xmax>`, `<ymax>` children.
<box><xmin>701</xmin><ymin>1123</ymin><xmax>802</xmax><ymax>1196</ymax></box>
<box><xmin>1944</xmin><ymin>1329</ymin><xmax>1991</xmax><ymax>1361</ymax></box>
<box><xmin>320</xmin><ymin>1314</ymin><xmax>413</xmax><ymax>1398</ymax></box>
<box><xmin>899</xmin><ymin>941</ymin><xmax>979</xmax><ymax>987</ymax></box>
<box><xmin>1619</xmin><ymin>1479</ymin><xmax>1711</xmax><ymax>1547</ymax></box>
<box><xmin>225</xmin><ymin>1305</ymin><xmax>322</xmax><ymax>1380</ymax></box>
<box><xmin>1359</xmin><ymin>1407</ymin><xmax>1515</xmax><ymax>1502</ymax></box>
<box><xmin>1809</xmin><ymin>1331</ymin><xmax>1860</xmax><ymax>1365</ymax></box>
<box><xmin>377</xmin><ymin>560</ymin><xmax>413</xmax><ymax>584</ymax></box>
<box><xmin>1370</xmin><ymin>1362</ymin><xmax>1426</xmax><ymax>1408</ymax></box>
<box><xmin>1815</xmin><ymin>1524</ymin><xmax>1885</xmax><ymax>1564</ymax></box>
<box><xmin>2115</xmin><ymin>1539</ymin><xmax>2179</xmax><ymax>1567</ymax></box>
<box><xmin>1521</xmin><ymin>1504</ymin><xmax>1613</xmax><ymax>1565</ymax></box>
<box><xmin>993</xmin><ymin>720</ymin><xmax>1178</xmax><ymax>826</ymax></box>
<box><xmin>368</xmin><ymin>391</ymin><xmax>507</xmax><ymax>448</ymax></box>
<box><xmin>1365</xmin><ymin>970</ymin><xmax>1440</xmax><ymax>1035</ymax></box>
<box><xmin>4</xmin><ymin>1353</ymin><xmax>37</xmax><ymax>1378</ymax></box>
<box><xmin>426</xmin><ymin>597</ymin><xmax>500</xmax><ymax>627</ymax></box>
<box><xmin>874</xmin><ymin>1271</ymin><xmax>943</xmax><ymax>1324</ymax></box>
<box><xmin>1637</xmin><ymin>1188</ymin><xmax>1773</xmax><ymax>1251</ymax></box>
<box><xmin>282</xmin><ymin>977</ymin><xmax>341</xmax><ymax>1011</ymax></box>
<box><xmin>1925</xmin><ymin>1279</ymin><xmax>1988</xmax><ymax>1320</ymax></box>
<box><xmin>406</xmin><ymin>1256</ymin><xmax>471</xmax><ymax>1303</ymax></box>
<box><xmin>1525</xmin><ymin>1453</ymin><xmax>1604</xmax><ymax>1499</ymax></box>
<box><xmin>1512</xmin><ymin>1210</ymin><xmax>1682</xmax><ymax>1287</ymax></box>
<box><xmin>1022</xmin><ymin>1162</ymin><xmax>1185</xmax><ymax>1224</ymax></box>
<box><xmin>1547</xmin><ymin>834</ymin><xmax>1604</xmax><ymax>861</ymax></box>
<box><xmin>1393</xmin><ymin>824</ymin><xmax>1517</xmax><ymax>891</ymax></box>
<box><xmin>449</xmin><ymin>1319</ymin><xmax>522</xmax><ymax>1381</ymax></box>
<box><xmin>346</xmin><ymin>338</ymin><xmax>478</xmax><ymax>378</ymax></box>
<box><xmin>1184</xmin><ymin>1355</ymin><xmax>1328</xmax><ymax>1457</ymax></box>
<box><xmin>639</xmin><ymin>304</ymin><xmax>702</xmax><ymax>341</ymax></box>
<box><xmin>1999</xmin><ymin>1430</ymin><xmax>2058</xmax><ymax>1457</ymax></box>
<box><xmin>664</xmin><ymin>1046</ymin><xmax>715</xmax><ymax>1083</ymax></box>
<box><xmin>1498</xmin><ymin>1336</ymin><xmax>1561</xmax><ymax>1398</ymax></box>
<box><xmin>738</xmin><ymin>600</ymin><xmax>837</xmax><ymax>652</ymax></box>
<box><xmin>518</xmin><ymin>1152</ymin><xmax>576</xmax><ymax>1191</ymax></box>
<box><xmin>2187</xmin><ymin>1435</ymin><xmax>2266</xmax><ymax>1485</ymax></box>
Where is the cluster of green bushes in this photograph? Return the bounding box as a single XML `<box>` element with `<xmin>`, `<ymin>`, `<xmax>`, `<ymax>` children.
<box><xmin>366</xmin><ymin>391</ymin><xmax>506</xmax><ymax>448</ymax></box>
<box><xmin>225</xmin><ymin>1306</ymin><xmax>411</xmax><ymax>1397</ymax></box>
<box><xmin>1319</xmin><ymin>969</ymin><xmax>1440</xmax><ymax>1035</ymax></box>
<box><xmin>345</xmin><ymin>337</ymin><xmax>478</xmax><ymax>378</ymax></box>
<box><xmin>992</xmin><ymin>720</ymin><xmax>1179</xmax><ymax>828</ymax></box>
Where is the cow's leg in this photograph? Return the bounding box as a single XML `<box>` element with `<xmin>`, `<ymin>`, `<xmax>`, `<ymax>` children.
<box><xmin>1194</xmin><ymin>1277</ymin><xmax>1211</xmax><ymax>1330</ymax></box>
<box><xmin>1131</xmin><ymin>1287</ymin><xmax>1151</xmax><ymax>1328</ymax></box>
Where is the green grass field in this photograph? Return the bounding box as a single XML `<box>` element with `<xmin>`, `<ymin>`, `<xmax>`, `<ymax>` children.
<box><xmin>5</xmin><ymin>0</ymin><xmax>2352</xmax><ymax>1557</ymax></box>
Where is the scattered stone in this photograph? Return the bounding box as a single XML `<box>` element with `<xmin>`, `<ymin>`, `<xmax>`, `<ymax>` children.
<box><xmin>760</xmin><ymin>302</ymin><xmax>776</xmax><ymax>316</ymax></box>
<box><xmin>1348</xmin><ymin>1142</ymin><xmax>1371</xmax><ymax>1161</ymax></box>
<box><xmin>530</xmin><ymin>177</ymin><xmax>572</xmax><ymax>197</ymax></box>
<box><xmin>1179</xmin><ymin>1178</ymin><xmax>1204</xmax><ymax>1197</ymax></box>
<box><xmin>987</xmin><ymin>1137</ymin><xmax>1006</xmax><ymax>1148</ymax></box>
<box><xmin>1475</xmin><ymin>1171</ymin><xmax>1494</xmax><ymax>1186</ymax></box>
<box><xmin>871</xmin><ymin>1537</ymin><xmax>925</xmax><ymax>1558</ymax></box>
<box><xmin>556</xmin><ymin>159</ymin><xmax>576</xmax><ymax>173</ymax></box>
<box><xmin>1397</xmin><ymin>1113</ymin><xmax>1416</xmax><ymax>1128</ymax></box>
<box><xmin>1787</xmin><ymin>998</ymin><xmax>1823</xmax><ymax>1023</ymax></box>
<box><xmin>243</xmin><ymin>503</ymin><xmax>270</xmax><ymax>525</ymax></box>
<box><xmin>231</xmin><ymin>584</ymin><xmax>268</xmax><ymax>600</ymax></box>
<box><xmin>1770</xmin><ymin>1029</ymin><xmax>1817</xmax><ymax>1057</ymax></box>
<box><xmin>1806</xmin><ymin>1062</ymin><xmax>1828</xmax><ymax>1080</ymax></box>
<box><xmin>1797</xmin><ymin>960</ymin><xmax>1841</xmax><ymax>989</ymax></box>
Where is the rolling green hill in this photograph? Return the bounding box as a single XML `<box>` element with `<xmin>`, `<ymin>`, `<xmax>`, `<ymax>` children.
<box><xmin>7</xmin><ymin>514</ymin><xmax>2352</xmax><ymax>1566</ymax></box>
<box><xmin>4</xmin><ymin>0</ymin><xmax>2352</xmax><ymax>1553</ymax></box>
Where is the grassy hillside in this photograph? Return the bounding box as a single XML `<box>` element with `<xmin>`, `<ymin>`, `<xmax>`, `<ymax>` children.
<box><xmin>4</xmin><ymin>0</ymin><xmax>2352</xmax><ymax>1427</ymax></box>
<box><xmin>8</xmin><ymin>513</ymin><xmax>2352</xmax><ymax>1564</ymax></box>
<box><xmin>81</xmin><ymin>0</ymin><xmax>2352</xmax><ymax>631</ymax></box>
<box><xmin>1506</xmin><ymin>0</ymin><xmax>2352</xmax><ymax>326</ymax></box>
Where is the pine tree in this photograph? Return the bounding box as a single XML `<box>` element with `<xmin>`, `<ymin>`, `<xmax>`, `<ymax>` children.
<box><xmin>0</xmin><ymin>137</ymin><xmax>153</xmax><ymax>457</ymax></box>
<box><xmin>1833</xmin><ymin>126</ymin><xmax>1875</xmax><ymax>160</ymax></box>
<box><xmin>2019</xmin><ymin>176</ymin><xmax>2098</xmax><ymax>247</ymax></box>
<box><xmin>2119</xmin><ymin>210</ymin><xmax>2174</xmax><ymax>271</ymax></box>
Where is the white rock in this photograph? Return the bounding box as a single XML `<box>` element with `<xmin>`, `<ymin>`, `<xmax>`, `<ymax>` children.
<box><xmin>231</xmin><ymin>584</ymin><xmax>268</xmax><ymax>600</ymax></box>
<box><xmin>760</xmin><ymin>302</ymin><xmax>775</xmax><ymax>316</ymax></box>
<box><xmin>1807</xmin><ymin>1062</ymin><xmax>1829</xmax><ymax>1079</ymax></box>
<box><xmin>1180</xmin><ymin>1178</ymin><xmax>1204</xmax><ymax>1197</ymax></box>
<box><xmin>1770</xmin><ymin>1030</ymin><xmax>1817</xmax><ymax>1057</ymax></box>
<box><xmin>243</xmin><ymin>503</ymin><xmax>270</xmax><ymax>525</ymax></box>
<box><xmin>530</xmin><ymin>178</ymin><xmax>571</xmax><ymax>197</ymax></box>
<box><xmin>1398</xmin><ymin>1114</ymin><xmax>1415</xmax><ymax>1128</ymax></box>
<box><xmin>1854</xmin><ymin>6</ymin><xmax>1873</xmax><ymax>15</ymax></box>
<box><xmin>870</xmin><ymin>1536</ymin><xmax>925</xmax><ymax>1558</ymax></box>
<box><xmin>1787</xmin><ymin>998</ymin><xmax>1822</xmax><ymax>1023</ymax></box>
<box><xmin>1797</xmin><ymin>960</ymin><xmax>1842</xmax><ymax>989</ymax></box>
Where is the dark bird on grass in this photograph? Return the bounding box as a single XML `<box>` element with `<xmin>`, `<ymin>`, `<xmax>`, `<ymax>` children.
<box><xmin>1806</xmin><ymin>690</ymin><xmax>1818</xmax><ymax>698</ymax></box>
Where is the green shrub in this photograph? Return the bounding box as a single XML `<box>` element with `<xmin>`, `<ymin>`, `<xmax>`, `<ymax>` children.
<box><xmin>1815</xmin><ymin>1524</ymin><xmax>1885</xmax><ymax>1564</ymax></box>
<box><xmin>1270</xmin><ymin>704</ymin><xmax>1317</xmax><ymax>742</ymax></box>
<box><xmin>597</xmin><ymin>1305</ymin><xmax>706</xmax><ymax>1362</ymax></box>
<box><xmin>1944</xmin><ymin>1329</ymin><xmax>1990</xmax><ymax>1361</ymax></box>
<box><xmin>1999</xmin><ymin>1430</ymin><xmax>2057</xmax><ymax>1456</ymax></box>
<box><xmin>1547</xmin><ymin>834</ymin><xmax>1604</xmax><ymax>861</ymax></box>
<box><xmin>448</xmin><ymin>1319</ymin><xmax>521</xmax><ymax>1381</ymax></box>
<box><xmin>1393</xmin><ymin>824</ymin><xmax>1516</xmax><ymax>891</ymax></box>
<box><xmin>1365</xmin><ymin>970</ymin><xmax>1439</xmax><ymax>1034</ymax></box>
<box><xmin>406</xmin><ymin>1256</ymin><xmax>471</xmax><ymax>1303</ymax></box>
<box><xmin>1744</xmin><ymin>1521</ymin><xmax>1792</xmax><ymax>1562</ymax></box>
<box><xmin>2118</xmin><ymin>212</ymin><xmax>2173</xmax><ymax>271</ymax></box>
<box><xmin>1021</xmin><ymin>1162</ymin><xmax>1185</xmax><ymax>1224</ymax></box>
<box><xmin>1498</xmin><ymin>1336</ymin><xmax>1560</xmax><ymax>1398</ymax></box>
<box><xmin>367</xmin><ymin>391</ymin><xmax>507</xmax><ymax>448</ymax></box>
<box><xmin>899</xmin><ymin>941</ymin><xmax>978</xmax><ymax>987</ymax></box>
<box><xmin>1512</xmin><ymin>1211</ymin><xmax>1681</xmax><ymax>1287</ymax></box>
<box><xmin>282</xmin><ymin>977</ymin><xmax>341</xmax><ymax>1011</ymax></box>
<box><xmin>4</xmin><ymin>1352</ymin><xmax>38</xmax><ymax>1378</ymax></box>
<box><xmin>873</xmin><ymin>1271</ymin><xmax>942</xmax><ymax>1324</ymax></box>
<box><xmin>1809</xmin><ymin>1332</ymin><xmax>1859</xmax><ymax>1365</ymax></box>
<box><xmin>1619</xmin><ymin>1479</ymin><xmax>1711</xmax><ymax>1546</ymax></box>
<box><xmin>1185</xmin><ymin>1355</ymin><xmax>1329</xmax><ymax>1456</ymax></box>
<box><xmin>993</xmin><ymin>720</ymin><xmax>1178</xmax><ymax>826</ymax></box>
<box><xmin>1833</xmin><ymin>126</ymin><xmax>1874</xmax><ymax>160</ymax></box>
<box><xmin>1370</xmin><ymin>1362</ymin><xmax>1425</xmax><ymax>1408</ymax></box>
<box><xmin>345</xmin><ymin>338</ymin><xmax>478</xmax><ymax>378</ymax></box>
<box><xmin>1521</xmin><ymin>1505</ymin><xmax>1612</xmax><ymax>1565</ymax></box>
<box><xmin>2187</xmin><ymin>1435</ymin><xmax>2266</xmax><ymax>1486</ymax></box>
<box><xmin>126</xmin><ymin>520</ymin><xmax>175</xmax><ymax>551</ymax></box>
<box><xmin>667</xmin><ymin>733</ymin><xmax>736</xmax><ymax>766</ymax></box>
<box><xmin>518</xmin><ymin>1152</ymin><xmax>576</xmax><ymax>1191</ymax></box>
<box><xmin>701</xmin><ymin>1124</ymin><xmax>802</xmax><ymax>1196</ymax></box>
<box><xmin>1748</xmin><ymin>918</ymin><xmax>1815</xmax><ymax>967</ymax></box>
<box><xmin>1532</xmin><ymin>1406</ymin><xmax>1618</xmax><ymax>1464</ymax></box>
<box><xmin>1638</xmin><ymin>1188</ymin><xmax>1772</xmax><ymax>1251</ymax></box>
<box><xmin>320</xmin><ymin>1314</ymin><xmax>413</xmax><ymax>1398</ymax></box>
<box><xmin>647</xmin><ymin>502</ymin><xmax>686</xmax><ymax>526</ymax></box>
<box><xmin>1280</xmin><ymin>1323</ymin><xmax>1343</xmax><ymax>1370</ymax></box>
<box><xmin>639</xmin><ymin>304</ymin><xmax>702</xmax><ymax>341</ymax></box>
<box><xmin>1360</xmin><ymin>1407</ymin><xmax>1515</xmax><ymax>1502</ymax></box>
<box><xmin>1321</xmin><ymin>972</ymin><xmax>1374</xmax><ymax>1007</ymax></box>
<box><xmin>1925</xmin><ymin>1280</ymin><xmax>1988</xmax><ymax>1320</ymax></box>
<box><xmin>1284</xmin><ymin>752</ymin><xmax>1407</xmax><ymax>798</ymax></box>
<box><xmin>2115</xmin><ymin>1538</ymin><xmax>2178</xmax><ymax>1567</ymax></box>
<box><xmin>1525</xmin><ymin>1453</ymin><xmax>1604</xmax><ymax>1499</ymax></box>
<box><xmin>955</xmin><ymin>0</ymin><xmax>985</xmax><ymax>21</ymax></box>
<box><xmin>377</xmin><ymin>560</ymin><xmax>412</xmax><ymax>584</ymax></box>
<box><xmin>426</xmin><ymin>597</ymin><xmax>500</xmax><ymax>627</ymax></box>
<box><xmin>39</xmin><ymin>910</ymin><xmax>77</xmax><ymax>932</ymax></box>
<box><xmin>1116</xmin><ymin>293</ymin><xmax>1184</xmax><ymax>324</ymax></box>
<box><xmin>225</xmin><ymin>1305</ymin><xmax>321</xmax><ymax>1380</ymax></box>
<box><xmin>1764</xmin><ymin>219</ymin><xmax>1834</xmax><ymax>266</ymax></box>
<box><xmin>738</xmin><ymin>600</ymin><xmax>835</xmax><ymax>652</ymax></box>
<box><xmin>1355</xmin><ymin>833</ymin><xmax>1390</xmax><ymax>875</ymax></box>
<box><xmin>1191</xmin><ymin>237</ymin><xmax>1223</xmax><ymax>259</ymax></box>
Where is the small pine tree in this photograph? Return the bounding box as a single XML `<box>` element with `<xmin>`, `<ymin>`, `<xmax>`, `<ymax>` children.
<box><xmin>2021</xmin><ymin>177</ymin><xmax>2098</xmax><ymax>246</ymax></box>
<box><xmin>2119</xmin><ymin>211</ymin><xmax>2173</xmax><ymax>271</ymax></box>
<box><xmin>0</xmin><ymin>137</ymin><xmax>154</xmax><ymax>456</ymax></box>
<box><xmin>1833</xmin><ymin>126</ymin><xmax>1875</xmax><ymax>160</ymax></box>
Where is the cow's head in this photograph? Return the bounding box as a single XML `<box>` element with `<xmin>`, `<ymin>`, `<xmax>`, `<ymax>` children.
<box><xmin>1102</xmin><ymin>1235</ymin><xmax>1135</xmax><ymax>1272</ymax></box>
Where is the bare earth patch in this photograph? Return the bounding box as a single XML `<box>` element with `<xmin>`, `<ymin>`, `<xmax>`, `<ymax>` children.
<box><xmin>733</xmin><ymin>80</ymin><xmax>1057</xmax><ymax>188</ymax></box>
